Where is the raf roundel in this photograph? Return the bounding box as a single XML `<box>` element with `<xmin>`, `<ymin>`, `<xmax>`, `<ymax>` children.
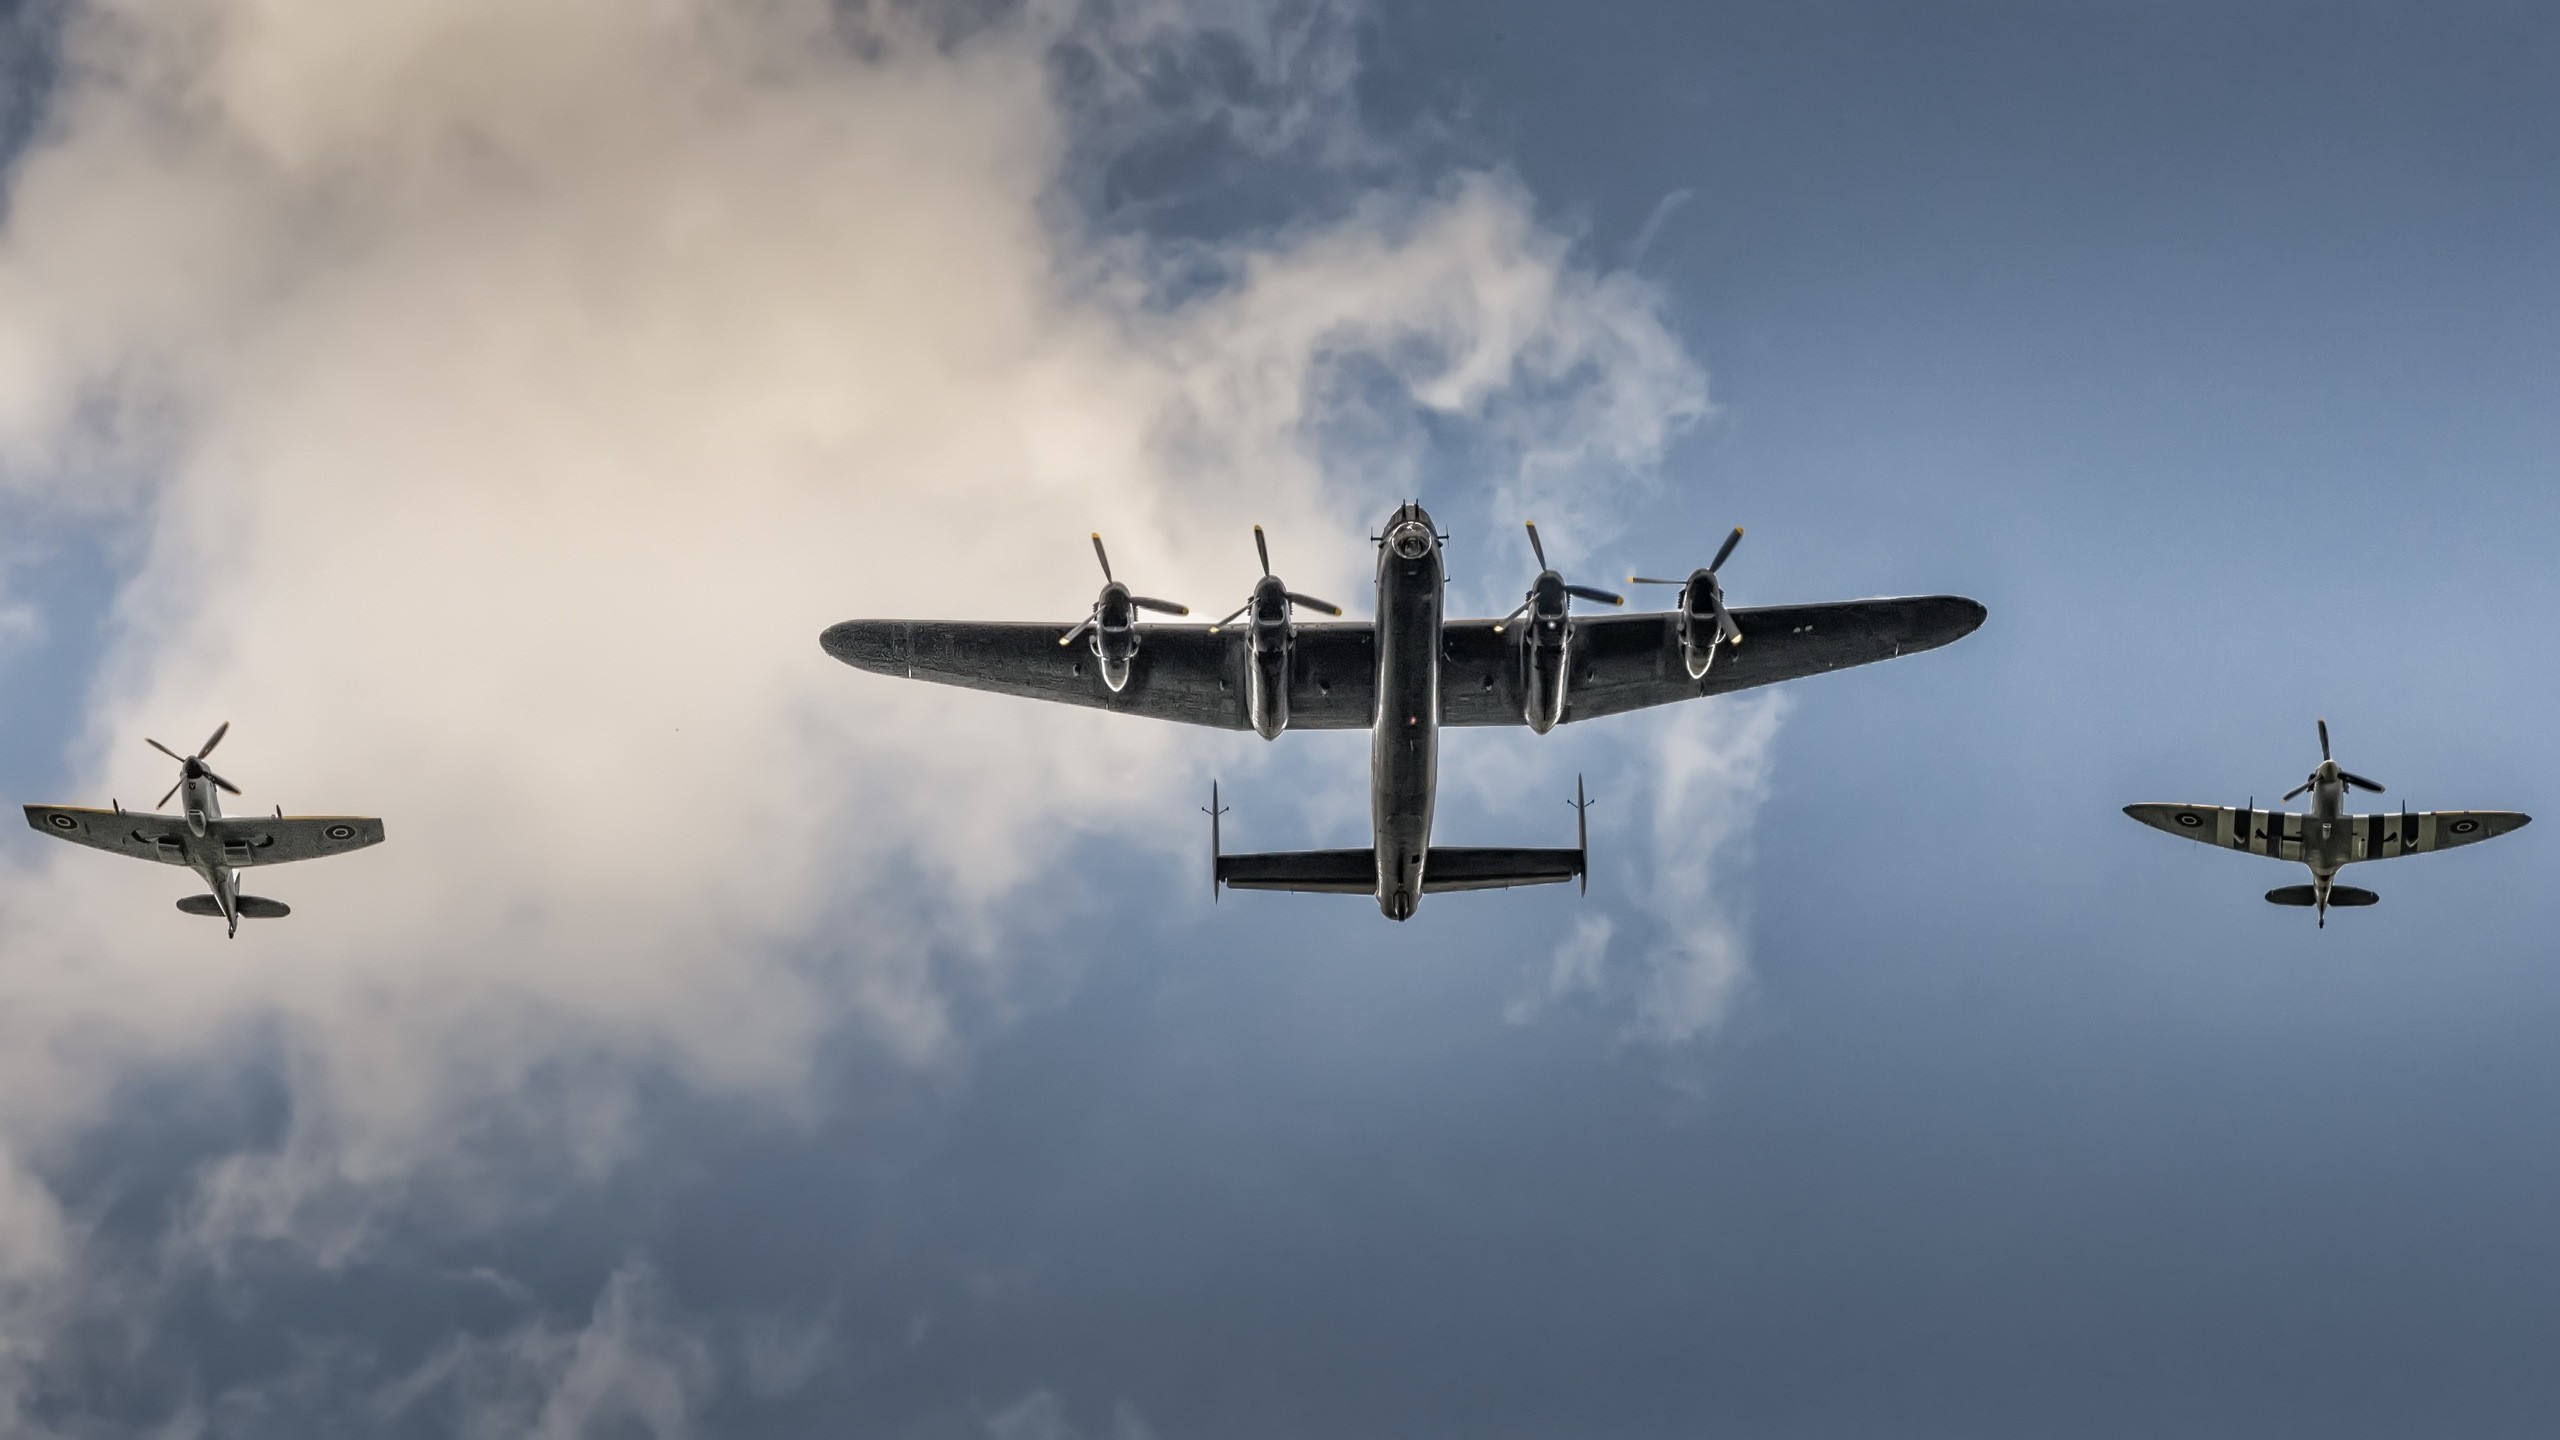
<box><xmin>324</xmin><ymin>823</ymin><xmax>357</xmax><ymax>842</ymax></box>
<box><xmin>2174</xmin><ymin>811</ymin><xmax>2203</xmax><ymax>828</ymax></box>
<box><xmin>2451</xmin><ymin>818</ymin><xmax>2480</xmax><ymax>835</ymax></box>
<box><xmin>46</xmin><ymin>812</ymin><xmax>77</xmax><ymax>831</ymax></box>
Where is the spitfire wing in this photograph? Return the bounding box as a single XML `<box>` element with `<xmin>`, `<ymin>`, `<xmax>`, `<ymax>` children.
<box><xmin>1439</xmin><ymin>595</ymin><xmax>1987</xmax><ymax>726</ymax></box>
<box><xmin>2342</xmin><ymin>809</ymin><xmax>2531</xmax><ymax>861</ymax></box>
<box><xmin>23</xmin><ymin>805</ymin><xmax>194</xmax><ymax>865</ymax></box>
<box><xmin>2124</xmin><ymin>804</ymin><xmax>2531</xmax><ymax>861</ymax></box>
<box><xmin>206</xmin><ymin>815</ymin><xmax>386</xmax><ymax>865</ymax></box>
<box><xmin>819</xmin><ymin>619</ymin><xmax>1379</xmax><ymax>730</ymax></box>
<box><xmin>2125</xmin><ymin>803</ymin><xmax>2260</xmax><ymax>852</ymax></box>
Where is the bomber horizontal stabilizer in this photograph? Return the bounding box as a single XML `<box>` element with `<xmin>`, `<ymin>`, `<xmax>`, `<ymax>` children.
<box><xmin>1217</xmin><ymin>846</ymin><xmax>1583</xmax><ymax>895</ymax></box>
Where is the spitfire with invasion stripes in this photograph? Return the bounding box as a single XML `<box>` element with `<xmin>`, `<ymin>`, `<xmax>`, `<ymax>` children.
<box><xmin>2125</xmin><ymin>718</ymin><xmax>2529</xmax><ymax>927</ymax></box>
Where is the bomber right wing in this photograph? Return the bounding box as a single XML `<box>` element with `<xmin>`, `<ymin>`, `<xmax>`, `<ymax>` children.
<box><xmin>24</xmin><ymin>805</ymin><xmax>195</xmax><ymax>865</ymax></box>
<box><xmin>1439</xmin><ymin>595</ymin><xmax>1986</xmax><ymax>726</ymax></box>
<box><xmin>2124</xmin><ymin>803</ymin><xmax>2530</xmax><ymax>860</ymax></box>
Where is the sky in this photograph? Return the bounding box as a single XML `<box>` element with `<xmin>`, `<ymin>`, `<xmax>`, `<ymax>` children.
<box><xmin>1</xmin><ymin>0</ymin><xmax>2558</xmax><ymax>1435</ymax></box>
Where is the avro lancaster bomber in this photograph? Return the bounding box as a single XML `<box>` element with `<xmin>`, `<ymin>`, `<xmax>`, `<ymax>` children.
<box><xmin>822</xmin><ymin>505</ymin><xmax>1985</xmax><ymax>920</ymax></box>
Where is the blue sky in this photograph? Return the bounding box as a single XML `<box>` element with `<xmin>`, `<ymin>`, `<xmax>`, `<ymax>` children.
<box><xmin>3</xmin><ymin>1</ymin><xmax>2559</xmax><ymax>1435</ymax></box>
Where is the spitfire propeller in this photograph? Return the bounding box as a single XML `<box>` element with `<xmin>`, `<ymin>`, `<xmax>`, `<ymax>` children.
<box><xmin>149</xmin><ymin>722</ymin><xmax>240</xmax><ymax>809</ymax></box>
<box><xmin>2282</xmin><ymin>718</ymin><xmax>2387</xmax><ymax>801</ymax></box>
<box><xmin>1631</xmin><ymin>525</ymin><xmax>1746</xmax><ymax>679</ymax></box>
<box><xmin>1211</xmin><ymin>525</ymin><xmax>1343</xmax><ymax>631</ymax></box>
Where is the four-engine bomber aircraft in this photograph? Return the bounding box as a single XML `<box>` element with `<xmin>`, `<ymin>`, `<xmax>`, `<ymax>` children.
<box><xmin>2124</xmin><ymin>719</ymin><xmax>2529</xmax><ymax>927</ymax></box>
<box><xmin>821</xmin><ymin>504</ymin><xmax>1986</xmax><ymax>919</ymax></box>
<box><xmin>22</xmin><ymin>724</ymin><xmax>386</xmax><ymax>937</ymax></box>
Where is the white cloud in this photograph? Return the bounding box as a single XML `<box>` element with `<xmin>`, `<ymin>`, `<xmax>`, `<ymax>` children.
<box><xmin>1633</xmin><ymin>691</ymin><xmax>1789</xmax><ymax>1042</ymax></box>
<box><xmin>0</xmin><ymin>0</ymin><xmax>1732</xmax><ymax>1422</ymax></box>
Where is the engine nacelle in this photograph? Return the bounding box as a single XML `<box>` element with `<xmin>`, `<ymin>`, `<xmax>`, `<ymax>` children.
<box><xmin>1089</xmin><ymin>582</ymin><xmax>1140</xmax><ymax>692</ymax></box>
<box><xmin>1674</xmin><ymin>569</ymin><xmax>1722</xmax><ymax>680</ymax></box>
<box><xmin>1519</xmin><ymin>573</ymin><xmax>1571</xmax><ymax>734</ymax></box>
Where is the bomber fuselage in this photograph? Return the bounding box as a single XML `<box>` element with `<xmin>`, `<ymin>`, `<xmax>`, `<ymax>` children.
<box><xmin>1371</xmin><ymin>503</ymin><xmax>1443</xmax><ymax>920</ymax></box>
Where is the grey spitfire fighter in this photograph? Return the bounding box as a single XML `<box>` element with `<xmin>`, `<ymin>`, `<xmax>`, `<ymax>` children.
<box><xmin>2125</xmin><ymin>719</ymin><xmax>2528</xmax><ymax>927</ymax></box>
<box><xmin>823</xmin><ymin>505</ymin><xmax>1984</xmax><ymax>920</ymax></box>
<box><xmin>23</xmin><ymin>723</ymin><xmax>385</xmax><ymax>938</ymax></box>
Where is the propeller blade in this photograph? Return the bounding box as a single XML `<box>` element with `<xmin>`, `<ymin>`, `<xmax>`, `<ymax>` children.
<box><xmin>2340</xmin><ymin>772</ymin><xmax>2387</xmax><ymax>794</ymax></box>
<box><xmin>2283</xmin><ymin>781</ymin><xmax>2313</xmax><ymax>801</ymax></box>
<box><xmin>1708</xmin><ymin>526</ymin><xmax>1744</xmax><ymax>574</ymax></box>
<box><xmin>1130</xmin><ymin>596</ymin><xmax>1190</xmax><ymax>616</ymax></box>
<box><xmin>1284</xmin><ymin>592</ymin><xmax>1344</xmax><ymax>616</ymax></box>
<box><xmin>147</xmin><ymin>738</ymin><xmax>186</xmax><ymax>763</ymax></box>
<box><xmin>1211</xmin><ymin>602</ymin><xmax>1251</xmax><ymax>629</ymax></box>
<box><xmin>1253</xmin><ymin>525</ymin><xmax>1271</xmax><ymax>578</ymax></box>
<box><xmin>1090</xmin><ymin>533</ymin><xmax>1113</xmax><ymax>584</ymax></box>
<box><xmin>203</xmin><ymin>768</ymin><xmax>242</xmax><ymax>796</ymax></box>
<box><xmin>157</xmin><ymin>780</ymin><xmax>182</xmax><ymax>809</ymax></box>
<box><xmin>1059</xmin><ymin>617</ymin><xmax>1094</xmax><ymax>647</ymax></box>
<box><xmin>2317</xmin><ymin>717</ymin><xmax>2330</xmax><ymax>760</ymax></box>
<box><xmin>1564</xmin><ymin>584</ymin><xmax>1624</xmax><ymax>606</ymax></box>
<box><xmin>1524</xmin><ymin>520</ymin><xmax>1547</xmax><ymax>571</ymax></box>
<box><xmin>197</xmin><ymin>721</ymin><xmax>230</xmax><ymax>759</ymax></box>
<box><xmin>1627</xmin><ymin>576</ymin><xmax>1687</xmax><ymax>586</ymax></box>
<box><xmin>1491</xmin><ymin>599</ymin><xmax>1531</xmax><ymax>633</ymax></box>
<box><xmin>1717</xmin><ymin>611</ymin><xmax>1744</xmax><ymax>644</ymax></box>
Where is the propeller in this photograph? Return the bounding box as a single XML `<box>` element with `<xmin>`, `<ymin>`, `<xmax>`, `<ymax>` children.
<box><xmin>1496</xmin><ymin>521</ymin><xmax>1623</xmax><ymax>631</ymax></box>
<box><xmin>1630</xmin><ymin>525</ymin><xmax>1746</xmax><ymax>647</ymax></box>
<box><xmin>2283</xmin><ymin>717</ymin><xmax>2385</xmax><ymax>801</ymax></box>
<box><xmin>1211</xmin><ymin>525</ymin><xmax>1343</xmax><ymax>629</ymax></box>
<box><xmin>1060</xmin><ymin>533</ymin><xmax>1189</xmax><ymax>646</ymax></box>
<box><xmin>147</xmin><ymin>722</ymin><xmax>240</xmax><ymax>807</ymax></box>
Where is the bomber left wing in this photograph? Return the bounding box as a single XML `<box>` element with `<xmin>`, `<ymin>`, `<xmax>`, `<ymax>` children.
<box><xmin>1440</xmin><ymin>595</ymin><xmax>1987</xmax><ymax>726</ymax></box>
<box><xmin>820</xmin><ymin>619</ymin><xmax>1381</xmax><ymax>729</ymax></box>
